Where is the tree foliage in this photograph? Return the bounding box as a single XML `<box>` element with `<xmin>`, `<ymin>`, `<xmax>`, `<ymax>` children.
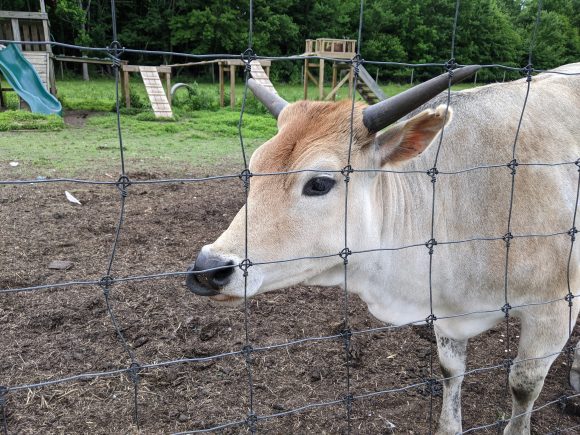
<box><xmin>1</xmin><ymin>0</ymin><xmax>577</xmax><ymax>81</ymax></box>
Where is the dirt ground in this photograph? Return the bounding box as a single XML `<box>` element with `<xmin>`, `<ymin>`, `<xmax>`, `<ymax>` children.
<box><xmin>1</xmin><ymin>165</ymin><xmax>580</xmax><ymax>434</ymax></box>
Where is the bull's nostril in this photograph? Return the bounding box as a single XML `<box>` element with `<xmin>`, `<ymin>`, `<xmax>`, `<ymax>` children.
<box><xmin>211</xmin><ymin>261</ymin><xmax>235</xmax><ymax>286</ymax></box>
<box><xmin>187</xmin><ymin>253</ymin><xmax>236</xmax><ymax>297</ymax></box>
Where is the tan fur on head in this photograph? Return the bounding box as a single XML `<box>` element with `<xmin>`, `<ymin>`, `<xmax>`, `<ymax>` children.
<box><xmin>251</xmin><ymin>100</ymin><xmax>373</xmax><ymax>174</ymax></box>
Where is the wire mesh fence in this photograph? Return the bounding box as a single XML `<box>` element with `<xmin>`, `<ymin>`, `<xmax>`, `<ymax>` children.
<box><xmin>1</xmin><ymin>0</ymin><xmax>580</xmax><ymax>433</ymax></box>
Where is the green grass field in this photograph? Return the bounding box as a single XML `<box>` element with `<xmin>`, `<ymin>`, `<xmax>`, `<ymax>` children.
<box><xmin>0</xmin><ymin>76</ymin><xmax>475</xmax><ymax>179</ymax></box>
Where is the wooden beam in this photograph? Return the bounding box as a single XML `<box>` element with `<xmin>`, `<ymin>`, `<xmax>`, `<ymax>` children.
<box><xmin>11</xmin><ymin>19</ymin><xmax>21</xmax><ymax>42</ymax></box>
<box><xmin>331</xmin><ymin>63</ymin><xmax>338</xmax><ymax>101</ymax></box>
<box><xmin>164</xmin><ymin>72</ymin><xmax>171</xmax><ymax>105</ymax></box>
<box><xmin>324</xmin><ymin>73</ymin><xmax>350</xmax><ymax>101</ymax></box>
<box><xmin>54</xmin><ymin>55</ymin><xmax>125</xmax><ymax>66</ymax></box>
<box><xmin>122</xmin><ymin>64</ymin><xmax>171</xmax><ymax>73</ymax></box>
<box><xmin>303</xmin><ymin>59</ymin><xmax>308</xmax><ymax>99</ymax></box>
<box><xmin>318</xmin><ymin>58</ymin><xmax>325</xmax><ymax>100</ymax></box>
<box><xmin>42</xmin><ymin>16</ymin><xmax>51</xmax><ymax>52</ymax></box>
<box><xmin>0</xmin><ymin>12</ymin><xmax>48</xmax><ymax>20</ymax></box>
<box><xmin>49</xmin><ymin>57</ymin><xmax>56</xmax><ymax>95</ymax></box>
<box><xmin>306</xmin><ymin>70</ymin><xmax>318</xmax><ymax>87</ymax></box>
<box><xmin>229</xmin><ymin>64</ymin><xmax>236</xmax><ymax>109</ymax></box>
<box><xmin>123</xmin><ymin>70</ymin><xmax>130</xmax><ymax>108</ymax></box>
<box><xmin>219</xmin><ymin>62</ymin><xmax>225</xmax><ymax>107</ymax></box>
<box><xmin>165</xmin><ymin>59</ymin><xmax>272</xmax><ymax>68</ymax></box>
<box><xmin>348</xmin><ymin>66</ymin><xmax>353</xmax><ymax>99</ymax></box>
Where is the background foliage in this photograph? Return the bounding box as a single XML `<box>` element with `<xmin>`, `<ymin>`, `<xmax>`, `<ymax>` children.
<box><xmin>1</xmin><ymin>0</ymin><xmax>579</xmax><ymax>81</ymax></box>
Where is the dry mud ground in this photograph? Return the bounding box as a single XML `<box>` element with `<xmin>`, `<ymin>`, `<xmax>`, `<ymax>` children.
<box><xmin>1</xmin><ymin>169</ymin><xmax>580</xmax><ymax>434</ymax></box>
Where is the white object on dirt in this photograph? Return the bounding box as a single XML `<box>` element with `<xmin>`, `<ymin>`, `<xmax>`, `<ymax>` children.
<box><xmin>9</xmin><ymin>161</ymin><xmax>19</xmax><ymax>167</ymax></box>
<box><xmin>65</xmin><ymin>191</ymin><xmax>82</xmax><ymax>205</ymax></box>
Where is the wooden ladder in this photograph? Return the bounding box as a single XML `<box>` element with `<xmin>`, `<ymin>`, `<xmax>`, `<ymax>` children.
<box><xmin>356</xmin><ymin>82</ymin><xmax>383</xmax><ymax>105</ymax></box>
<box><xmin>139</xmin><ymin>66</ymin><xmax>173</xmax><ymax>118</ymax></box>
<box><xmin>356</xmin><ymin>65</ymin><xmax>387</xmax><ymax>105</ymax></box>
<box><xmin>250</xmin><ymin>60</ymin><xmax>278</xmax><ymax>94</ymax></box>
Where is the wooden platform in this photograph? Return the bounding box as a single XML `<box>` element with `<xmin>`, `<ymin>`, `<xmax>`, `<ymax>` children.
<box><xmin>139</xmin><ymin>66</ymin><xmax>172</xmax><ymax>118</ymax></box>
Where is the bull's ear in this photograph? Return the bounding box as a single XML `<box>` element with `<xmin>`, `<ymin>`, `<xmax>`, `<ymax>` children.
<box><xmin>376</xmin><ymin>105</ymin><xmax>452</xmax><ymax>166</ymax></box>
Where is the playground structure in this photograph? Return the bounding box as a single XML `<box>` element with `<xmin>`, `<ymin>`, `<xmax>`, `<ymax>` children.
<box><xmin>0</xmin><ymin>14</ymin><xmax>387</xmax><ymax>118</ymax></box>
<box><xmin>0</xmin><ymin>0</ymin><xmax>61</xmax><ymax>114</ymax></box>
<box><xmin>302</xmin><ymin>38</ymin><xmax>386</xmax><ymax>104</ymax></box>
<box><xmin>166</xmin><ymin>58</ymin><xmax>274</xmax><ymax>109</ymax></box>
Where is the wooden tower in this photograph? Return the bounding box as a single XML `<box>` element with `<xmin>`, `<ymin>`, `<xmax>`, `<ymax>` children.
<box><xmin>302</xmin><ymin>38</ymin><xmax>386</xmax><ymax>104</ymax></box>
<box><xmin>0</xmin><ymin>0</ymin><xmax>57</xmax><ymax>103</ymax></box>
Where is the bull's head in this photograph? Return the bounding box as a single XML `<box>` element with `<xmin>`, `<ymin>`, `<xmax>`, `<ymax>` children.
<box><xmin>186</xmin><ymin>66</ymin><xmax>479</xmax><ymax>304</ymax></box>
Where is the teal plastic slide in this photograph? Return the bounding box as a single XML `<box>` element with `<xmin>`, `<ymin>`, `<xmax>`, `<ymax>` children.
<box><xmin>0</xmin><ymin>44</ymin><xmax>62</xmax><ymax>116</ymax></box>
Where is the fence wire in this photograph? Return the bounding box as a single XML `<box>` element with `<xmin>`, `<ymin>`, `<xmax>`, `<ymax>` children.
<box><xmin>1</xmin><ymin>0</ymin><xmax>580</xmax><ymax>433</ymax></box>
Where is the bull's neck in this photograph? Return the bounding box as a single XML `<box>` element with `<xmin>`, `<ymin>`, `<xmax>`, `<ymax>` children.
<box><xmin>379</xmin><ymin>160</ymin><xmax>435</xmax><ymax>247</ymax></box>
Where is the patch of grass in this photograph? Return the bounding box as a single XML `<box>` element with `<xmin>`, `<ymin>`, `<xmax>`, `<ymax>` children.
<box><xmin>0</xmin><ymin>109</ymin><xmax>275</xmax><ymax>178</ymax></box>
<box><xmin>0</xmin><ymin>111</ymin><xmax>64</xmax><ymax>131</ymax></box>
<box><xmin>134</xmin><ymin>112</ymin><xmax>179</xmax><ymax>122</ymax></box>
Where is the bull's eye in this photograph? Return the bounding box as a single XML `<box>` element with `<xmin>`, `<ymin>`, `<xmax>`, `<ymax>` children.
<box><xmin>303</xmin><ymin>177</ymin><xmax>336</xmax><ymax>196</ymax></box>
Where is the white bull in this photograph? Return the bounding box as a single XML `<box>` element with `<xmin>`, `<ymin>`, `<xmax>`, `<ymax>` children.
<box><xmin>187</xmin><ymin>64</ymin><xmax>580</xmax><ymax>434</ymax></box>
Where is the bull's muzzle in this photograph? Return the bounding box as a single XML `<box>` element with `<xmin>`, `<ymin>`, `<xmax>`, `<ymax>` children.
<box><xmin>186</xmin><ymin>250</ymin><xmax>235</xmax><ymax>296</ymax></box>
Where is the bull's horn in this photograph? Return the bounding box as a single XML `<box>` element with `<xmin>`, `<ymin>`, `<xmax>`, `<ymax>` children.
<box><xmin>362</xmin><ymin>65</ymin><xmax>481</xmax><ymax>133</ymax></box>
<box><xmin>247</xmin><ymin>78</ymin><xmax>288</xmax><ymax>119</ymax></box>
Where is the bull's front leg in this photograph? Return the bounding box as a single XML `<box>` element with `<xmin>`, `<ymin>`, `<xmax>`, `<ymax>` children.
<box><xmin>570</xmin><ymin>340</ymin><xmax>580</xmax><ymax>392</ymax></box>
<box><xmin>435</xmin><ymin>328</ymin><xmax>468</xmax><ymax>434</ymax></box>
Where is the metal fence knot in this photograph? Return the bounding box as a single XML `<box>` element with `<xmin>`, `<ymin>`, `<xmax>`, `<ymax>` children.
<box><xmin>107</xmin><ymin>40</ymin><xmax>125</xmax><ymax>66</ymax></box>
<box><xmin>128</xmin><ymin>362</ymin><xmax>141</xmax><ymax>384</ymax></box>
<box><xmin>425</xmin><ymin>314</ymin><xmax>437</xmax><ymax>325</ymax></box>
<box><xmin>425</xmin><ymin>239</ymin><xmax>437</xmax><ymax>255</ymax></box>
<box><xmin>507</xmin><ymin>159</ymin><xmax>518</xmax><ymax>175</ymax></box>
<box><xmin>575</xmin><ymin>158</ymin><xmax>580</xmax><ymax>171</ymax></box>
<box><xmin>502</xmin><ymin>232</ymin><xmax>514</xmax><ymax>248</ymax></box>
<box><xmin>351</xmin><ymin>54</ymin><xmax>363</xmax><ymax>76</ymax></box>
<box><xmin>340</xmin><ymin>328</ymin><xmax>352</xmax><ymax>342</ymax></box>
<box><xmin>241</xmin><ymin>48</ymin><xmax>257</xmax><ymax>71</ymax></box>
<box><xmin>558</xmin><ymin>394</ymin><xmax>569</xmax><ymax>410</ymax></box>
<box><xmin>242</xmin><ymin>345</ymin><xmax>253</xmax><ymax>362</ymax></box>
<box><xmin>501</xmin><ymin>303</ymin><xmax>512</xmax><ymax>317</ymax></box>
<box><xmin>502</xmin><ymin>358</ymin><xmax>514</xmax><ymax>372</ymax></box>
<box><xmin>565</xmin><ymin>293</ymin><xmax>575</xmax><ymax>307</ymax></box>
<box><xmin>239</xmin><ymin>169</ymin><xmax>253</xmax><ymax>188</ymax></box>
<box><xmin>116</xmin><ymin>175</ymin><xmax>131</xmax><ymax>197</ymax></box>
<box><xmin>427</xmin><ymin>167</ymin><xmax>438</xmax><ymax>183</ymax></box>
<box><xmin>521</xmin><ymin>64</ymin><xmax>533</xmax><ymax>82</ymax></box>
<box><xmin>341</xmin><ymin>165</ymin><xmax>354</xmax><ymax>182</ymax></box>
<box><xmin>426</xmin><ymin>378</ymin><xmax>443</xmax><ymax>396</ymax></box>
<box><xmin>339</xmin><ymin>248</ymin><xmax>352</xmax><ymax>265</ymax></box>
<box><xmin>568</xmin><ymin>227</ymin><xmax>578</xmax><ymax>241</ymax></box>
<box><xmin>238</xmin><ymin>259</ymin><xmax>253</xmax><ymax>277</ymax></box>
<box><xmin>343</xmin><ymin>393</ymin><xmax>354</xmax><ymax>413</ymax></box>
<box><xmin>245</xmin><ymin>413</ymin><xmax>258</xmax><ymax>432</ymax></box>
<box><xmin>99</xmin><ymin>275</ymin><xmax>114</xmax><ymax>294</ymax></box>
<box><xmin>444</xmin><ymin>58</ymin><xmax>457</xmax><ymax>74</ymax></box>
<box><xmin>564</xmin><ymin>344</ymin><xmax>576</xmax><ymax>359</ymax></box>
<box><xmin>494</xmin><ymin>418</ymin><xmax>507</xmax><ymax>432</ymax></box>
